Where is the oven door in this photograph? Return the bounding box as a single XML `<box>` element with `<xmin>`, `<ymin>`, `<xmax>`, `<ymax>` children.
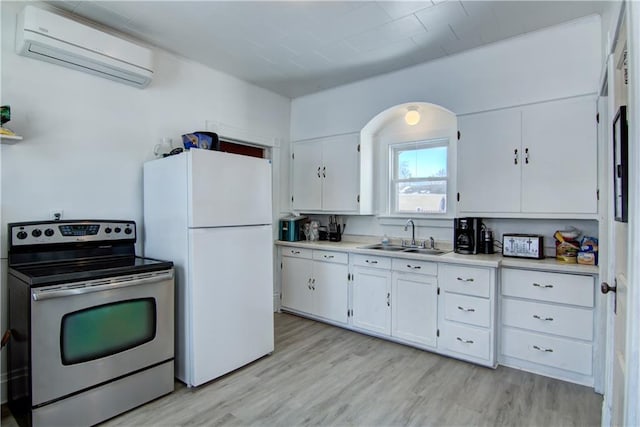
<box><xmin>30</xmin><ymin>269</ymin><xmax>174</xmax><ymax>406</ymax></box>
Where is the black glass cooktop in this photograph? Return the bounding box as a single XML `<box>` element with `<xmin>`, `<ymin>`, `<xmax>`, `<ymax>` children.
<box><xmin>9</xmin><ymin>256</ymin><xmax>173</xmax><ymax>287</ymax></box>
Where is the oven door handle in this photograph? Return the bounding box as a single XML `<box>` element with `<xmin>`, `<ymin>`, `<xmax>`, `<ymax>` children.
<box><xmin>32</xmin><ymin>270</ymin><xmax>174</xmax><ymax>301</ymax></box>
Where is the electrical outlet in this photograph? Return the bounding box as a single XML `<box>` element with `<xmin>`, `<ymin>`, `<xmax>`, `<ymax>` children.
<box><xmin>50</xmin><ymin>210</ymin><xmax>63</xmax><ymax>221</ymax></box>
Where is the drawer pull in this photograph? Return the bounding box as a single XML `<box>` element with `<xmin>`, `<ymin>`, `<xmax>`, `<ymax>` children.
<box><xmin>457</xmin><ymin>306</ymin><xmax>476</xmax><ymax>313</ymax></box>
<box><xmin>456</xmin><ymin>277</ymin><xmax>474</xmax><ymax>282</ymax></box>
<box><xmin>291</xmin><ymin>250</ymin><xmax>301</xmax><ymax>254</ymax></box>
<box><xmin>387</xmin><ymin>292</ymin><xmax>390</xmax><ymax>307</ymax></box>
<box><xmin>365</xmin><ymin>260</ymin><xmax>378</xmax><ymax>264</ymax></box>
<box><xmin>532</xmin><ymin>282</ymin><xmax>553</xmax><ymax>289</ymax></box>
<box><xmin>533</xmin><ymin>345</ymin><xmax>554</xmax><ymax>353</ymax></box>
<box><xmin>323</xmin><ymin>255</ymin><xmax>335</xmax><ymax>259</ymax></box>
<box><xmin>456</xmin><ymin>337</ymin><xmax>474</xmax><ymax>344</ymax></box>
<box><xmin>407</xmin><ymin>264</ymin><xmax>421</xmax><ymax>270</ymax></box>
<box><xmin>533</xmin><ymin>314</ymin><xmax>554</xmax><ymax>321</ymax></box>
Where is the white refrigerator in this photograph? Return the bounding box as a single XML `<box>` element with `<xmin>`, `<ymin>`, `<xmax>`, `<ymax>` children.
<box><xmin>143</xmin><ymin>148</ymin><xmax>274</xmax><ymax>387</ymax></box>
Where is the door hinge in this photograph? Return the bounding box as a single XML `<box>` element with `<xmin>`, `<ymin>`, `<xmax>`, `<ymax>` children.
<box><xmin>357</xmin><ymin>144</ymin><xmax>361</xmax><ymax>152</ymax></box>
<box><xmin>437</xmin><ymin>329</ymin><xmax>440</xmax><ymax>337</ymax></box>
<box><xmin>457</xmin><ymin>192</ymin><xmax>460</xmax><ymax>202</ymax></box>
<box><xmin>457</xmin><ymin>131</ymin><xmax>461</xmax><ymax>140</ymax></box>
<box><xmin>596</xmin><ymin>113</ymin><xmax>600</xmax><ymax>123</ymax></box>
<box><xmin>597</xmin><ymin>189</ymin><xmax>600</xmax><ymax>201</ymax></box>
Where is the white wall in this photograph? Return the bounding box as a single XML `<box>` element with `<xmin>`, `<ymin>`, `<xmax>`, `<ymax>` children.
<box><xmin>0</xmin><ymin>1</ymin><xmax>290</xmax><ymax>402</ymax></box>
<box><xmin>291</xmin><ymin>14</ymin><xmax>602</xmax><ymax>141</ymax></box>
<box><xmin>289</xmin><ymin>14</ymin><xmax>602</xmax><ymax>247</ymax></box>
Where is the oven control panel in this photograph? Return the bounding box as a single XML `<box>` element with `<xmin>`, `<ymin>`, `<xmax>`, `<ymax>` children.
<box><xmin>9</xmin><ymin>220</ymin><xmax>136</xmax><ymax>246</ymax></box>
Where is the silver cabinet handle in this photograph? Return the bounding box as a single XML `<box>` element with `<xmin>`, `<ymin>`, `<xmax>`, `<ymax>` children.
<box><xmin>457</xmin><ymin>306</ymin><xmax>475</xmax><ymax>312</ymax></box>
<box><xmin>456</xmin><ymin>277</ymin><xmax>474</xmax><ymax>282</ymax></box>
<box><xmin>291</xmin><ymin>250</ymin><xmax>301</xmax><ymax>254</ymax></box>
<box><xmin>525</xmin><ymin>147</ymin><xmax>530</xmax><ymax>164</ymax></box>
<box><xmin>317</xmin><ymin>166</ymin><xmax>321</xmax><ymax>178</ymax></box>
<box><xmin>322</xmin><ymin>166</ymin><xmax>326</xmax><ymax>178</ymax></box>
<box><xmin>365</xmin><ymin>259</ymin><xmax>378</xmax><ymax>264</ymax></box>
<box><xmin>387</xmin><ymin>292</ymin><xmax>390</xmax><ymax>307</ymax></box>
<box><xmin>311</xmin><ymin>278</ymin><xmax>316</xmax><ymax>290</ymax></box>
<box><xmin>307</xmin><ymin>278</ymin><xmax>312</xmax><ymax>290</ymax></box>
<box><xmin>407</xmin><ymin>264</ymin><xmax>421</xmax><ymax>270</ymax></box>
<box><xmin>533</xmin><ymin>314</ymin><xmax>554</xmax><ymax>321</ymax></box>
<box><xmin>533</xmin><ymin>345</ymin><xmax>553</xmax><ymax>353</ymax></box>
<box><xmin>514</xmin><ymin>148</ymin><xmax>518</xmax><ymax>165</ymax></box>
<box><xmin>532</xmin><ymin>282</ymin><xmax>553</xmax><ymax>288</ymax></box>
<box><xmin>323</xmin><ymin>255</ymin><xmax>334</xmax><ymax>259</ymax></box>
<box><xmin>456</xmin><ymin>337</ymin><xmax>474</xmax><ymax>344</ymax></box>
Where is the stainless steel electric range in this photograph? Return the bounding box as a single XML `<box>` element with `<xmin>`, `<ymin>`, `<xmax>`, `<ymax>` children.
<box><xmin>7</xmin><ymin>220</ymin><xmax>175</xmax><ymax>427</ymax></box>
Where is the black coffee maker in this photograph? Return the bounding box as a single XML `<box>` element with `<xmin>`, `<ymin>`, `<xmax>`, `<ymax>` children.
<box><xmin>454</xmin><ymin>217</ymin><xmax>482</xmax><ymax>254</ymax></box>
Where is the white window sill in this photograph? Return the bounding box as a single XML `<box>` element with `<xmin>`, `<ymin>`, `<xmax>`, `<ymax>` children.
<box><xmin>376</xmin><ymin>215</ymin><xmax>455</xmax><ymax>227</ymax></box>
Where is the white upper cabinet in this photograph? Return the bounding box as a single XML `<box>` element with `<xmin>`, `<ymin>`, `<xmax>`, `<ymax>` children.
<box><xmin>291</xmin><ymin>133</ymin><xmax>372</xmax><ymax>214</ymax></box>
<box><xmin>457</xmin><ymin>96</ymin><xmax>597</xmax><ymax>217</ymax></box>
<box><xmin>457</xmin><ymin>109</ymin><xmax>522</xmax><ymax>214</ymax></box>
<box><xmin>520</xmin><ymin>98</ymin><xmax>597</xmax><ymax>214</ymax></box>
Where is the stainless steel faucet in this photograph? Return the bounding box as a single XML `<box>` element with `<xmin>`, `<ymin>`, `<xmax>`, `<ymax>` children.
<box><xmin>404</xmin><ymin>219</ymin><xmax>416</xmax><ymax>246</ymax></box>
<box><xmin>429</xmin><ymin>236</ymin><xmax>435</xmax><ymax>249</ymax></box>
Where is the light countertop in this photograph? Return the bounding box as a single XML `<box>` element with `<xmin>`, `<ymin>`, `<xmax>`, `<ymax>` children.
<box><xmin>275</xmin><ymin>239</ymin><xmax>599</xmax><ymax>275</ymax></box>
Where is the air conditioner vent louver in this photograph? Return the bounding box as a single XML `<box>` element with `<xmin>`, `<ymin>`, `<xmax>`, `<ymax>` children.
<box><xmin>16</xmin><ymin>6</ymin><xmax>154</xmax><ymax>88</ymax></box>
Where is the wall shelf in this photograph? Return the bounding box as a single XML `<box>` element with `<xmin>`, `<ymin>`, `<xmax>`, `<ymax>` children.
<box><xmin>0</xmin><ymin>134</ymin><xmax>23</xmax><ymax>143</ymax></box>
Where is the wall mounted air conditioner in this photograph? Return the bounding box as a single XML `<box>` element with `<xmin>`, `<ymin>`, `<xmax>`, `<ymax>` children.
<box><xmin>16</xmin><ymin>6</ymin><xmax>154</xmax><ymax>88</ymax></box>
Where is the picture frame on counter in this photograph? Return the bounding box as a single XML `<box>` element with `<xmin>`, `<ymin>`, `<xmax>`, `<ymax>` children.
<box><xmin>613</xmin><ymin>105</ymin><xmax>628</xmax><ymax>222</ymax></box>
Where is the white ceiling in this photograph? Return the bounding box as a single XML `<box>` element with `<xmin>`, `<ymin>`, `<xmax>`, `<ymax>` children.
<box><xmin>46</xmin><ymin>1</ymin><xmax>606</xmax><ymax>98</ymax></box>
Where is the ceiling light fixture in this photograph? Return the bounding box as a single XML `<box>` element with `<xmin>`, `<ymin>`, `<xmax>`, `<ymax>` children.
<box><xmin>404</xmin><ymin>107</ymin><xmax>421</xmax><ymax>126</ymax></box>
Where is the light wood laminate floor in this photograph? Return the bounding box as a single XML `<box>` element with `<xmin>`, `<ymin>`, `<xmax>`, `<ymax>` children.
<box><xmin>2</xmin><ymin>313</ymin><xmax>602</xmax><ymax>426</ymax></box>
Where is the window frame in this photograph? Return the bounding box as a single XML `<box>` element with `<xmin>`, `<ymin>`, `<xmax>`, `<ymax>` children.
<box><xmin>389</xmin><ymin>138</ymin><xmax>450</xmax><ymax>216</ymax></box>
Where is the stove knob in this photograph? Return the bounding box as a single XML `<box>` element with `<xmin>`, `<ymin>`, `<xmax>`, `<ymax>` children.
<box><xmin>124</xmin><ymin>228</ymin><xmax>132</xmax><ymax>235</ymax></box>
<box><xmin>105</xmin><ymin>227</ymin><xmax>112</xmax><ymax>234</ymax></box>
<box><xmin>114</xmin><ymin>227</ymin><xmax>122</xmax><ymax>233</ymax></box>
<box><xmin>32</xmin><ymin>229</ymin><xmax>42</xmax><ymax>237</ymax></box>
<box><xmin>17</xmin><ymin>231</ymin><xmax>28</xmax><ymax>240</ymax></box>
<box><xmin>44</xmin><ymin>228</ymin><xmax>54</xmax><ymax>237</ymax></box>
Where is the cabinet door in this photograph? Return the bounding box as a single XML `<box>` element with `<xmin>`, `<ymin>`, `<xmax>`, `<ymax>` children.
<box><xmin>313</xmin><ymin>260</ymin><xmax>348</xmax><ymax>324</ymax></box>
<box><xmin>391</xmin><ymin>272</ymin><xmax>438</xmax><ymax>347</ymax></box>
<box><xmin>457</xmin><ymin>109</ymin><xmax>521</xmax><ymax>213</ymax></box>
<box><xmin>281</xmin><ymin>256</ymin><xmax>313</xmax><ymax>314</ymax></box>
<box><xmin>352</xmin><ymin>266</ymin><xmax>391</xmax><ymax>335</ymax></box>
<box><xmin>521</xmin><ymin>97</ymin><xmax>597</xmax><ymax>214</ymax></box>
<box><xmin>292</xmin><ymin>142</ymin><xmax>323</xmax><ymax>211</ymax></box>
<box><xmin>322</xmin><ymin>134</ymin><xmax>360</xmax><ymax>212</ymax></box>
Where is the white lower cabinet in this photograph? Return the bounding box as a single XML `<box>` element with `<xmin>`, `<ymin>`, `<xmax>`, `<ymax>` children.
<box><xmin>499</xmin><ymin>268</ymin><xmax>596</xmax><ymax>386</ymax></box>
<box><xmin>351</xmin><ymin>255</ymin><xmax>392</xmax><ymax>335</ymax></box>
<box><xmin>391</xmin><ymin>259</ymin><xmax>438</xmax><ymax>348</ymax></box>
<box><xmin>438</xmin><ymin>264</ymin><xmax>497</xmax><ymax>367</ymax></box>
<box><xmin>281</xmin><ymin>248</ymin><xmax>348</xmax><ymax>324</ymax></box>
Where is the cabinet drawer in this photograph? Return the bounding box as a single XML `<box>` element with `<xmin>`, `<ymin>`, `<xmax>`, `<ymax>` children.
<box><xmin>392</xmin><ymin>258</ymin><xmax>437</xmax><ymax>275</ymax></box>
<box><xmin>502</xmin><ymin>269</ymin><xmax>594</xmax><ymax>307</ymax></box>
<box><xmin>501</xmin><ymin>327</ymin><xmax>592</xmax><ymax>375</ymax></box>
<box><xmin>502</xmin><ymin>298</ymin><xmax>593</xmax><ymax>340</ymax></box>
<box><xmin>439</xmin><ymin>264</ymin><xmax>492</xmax><ymax>298</ymax></box>
<box><xmin>444</xmin><ymin>293</ymin><xmax>491</xmax><ymax>328</ymax></box>
<box><xmin>351</xmin><ymin>254</ymin><xmax>391</xmax><ymax>269</ymax></box>
<box><xmin>313</xmin><ymin>250</ymin><xmax>348</xmax><ymax>264</ymax></box>
<box><xmin>282</xmin><ymin>247</ymin><xmax>312</xmax><ymax>259</ymax></box>
<box><xmin>440</xmin><ymin>321</ymin><xmax>491</xmax><ymax>360</ymax></box>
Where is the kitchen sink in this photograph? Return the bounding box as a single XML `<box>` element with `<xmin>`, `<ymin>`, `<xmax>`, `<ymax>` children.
<box><xmin>359</xmin><ymin>244</ymin><xmax>447</xmax><ymax>256</ymax></box>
